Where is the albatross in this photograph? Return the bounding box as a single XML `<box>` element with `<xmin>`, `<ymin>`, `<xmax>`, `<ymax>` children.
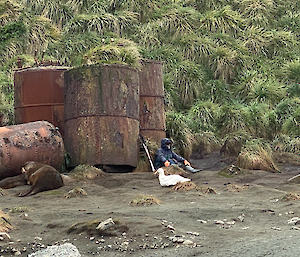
<box><xmin>155</xmin><ymin>168</ymin><xmax>191</xmax><ymax>187</ymax></box>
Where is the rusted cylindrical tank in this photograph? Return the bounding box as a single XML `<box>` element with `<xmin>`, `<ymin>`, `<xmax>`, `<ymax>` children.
<box><xmin>64</xmin><ymin>64</ymin><xmax>140</xmax><ymax>168</ymax></box>
<box><xmin>139</xmin><ymin>60</ymin><xmax>166</xmax><ymax>144</ymax></box>
<box><xmin>14</xmin><ymin>66</ymin><xmax>69</xmax><ymax>137</ymax></box>
<box><xmin>0</xmin><ymin>121</ymin><xmax>65</xmax><ymax>180</ymax></box>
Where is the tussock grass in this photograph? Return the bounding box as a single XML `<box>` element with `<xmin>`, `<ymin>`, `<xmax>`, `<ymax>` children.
<box><xmin>64</xmin><ymin>188</ymin><xmax>87</xmax><ymax>199</ymax></box>
<box><xmin>191</xmin><ymin>132</ymin><xmax>221</xmax><ymax>158</ymax></box>
<box><xmin>237</xmin><ymin>139</ymin><xmax>279</xmax><ymax>172</ymax></box>
<box><xmin>198</xmin><ymin>186</ymin><xmax>217</xmax><ymax>194</ymax></box>
<box><xmin>224</xmin><ymin>184</ymin><xmax>249</xmax><ymax>192</ymax></box>
<box><xmin>69</xmin><ymin>165</ymin><xmax>106</xmax><ymax>180</ymax></box>
<box><xmin>272</xmin><ymin>135</ymin><xmax>300</xmax><ymax>165</ymax></box>
<box><xmin>281</xmin><ymin>192</ymin><xmax>300</xmax><ymax>201</ymax></box>
<box><xmin>0</xmin><ymin>210</ymin><xmax>13</xmax><ymax>232</ymax></box>
<box><xmin>9</xmin><ymin>206</ymin><xmax>30</xmax><ymax>213</ymax></box>
<box><xmin>129</xmin><ymin>194</ymin><xmax>162</xmax><ymax>206</ymax></box>
<box><xmin>172</xmin><ymin>181</ymin><xmax>198</xmax><ymax>191</ymax></box>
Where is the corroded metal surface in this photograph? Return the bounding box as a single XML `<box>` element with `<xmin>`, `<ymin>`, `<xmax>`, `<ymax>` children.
<box><xmin>14</xmin><ymin>66</ymin><xmax>69</xmax><ymax>137</ymax></box>
<box><xmin>64</xmin><ymin>64</ymin><xmax>139</xmax><ymax>168</ymax></box>
<box><xmin>0</xmin><ymin>121</ymin><xmax>65</xmax><ymax>180</ymax></box>
<box><xmin>139</xmin><ymin>60</ymin><xmax>166</xmax><ymax>144</ymax></box>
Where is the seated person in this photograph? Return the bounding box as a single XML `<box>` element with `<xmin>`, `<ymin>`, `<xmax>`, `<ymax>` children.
<box><xmin>154</xmin><ymin>138</ymin><xmax>200</xmax><ymax>173</ymax></box>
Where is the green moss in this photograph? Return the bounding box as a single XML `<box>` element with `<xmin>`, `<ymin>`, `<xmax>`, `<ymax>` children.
<box><xmin>217</xmin><ymin>171</ymin><xmax>236</xmax><ymax>178</ymax></box>
<box><xmin>9</xmin><ymin>206</ymin><xmax>30</xmax><ymax>213</ymax></box>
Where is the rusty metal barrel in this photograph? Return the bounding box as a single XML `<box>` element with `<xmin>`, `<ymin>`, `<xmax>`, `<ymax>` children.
<box><xmin>0</xmin><ymin>121</ymin><xmax>65</xmax><ymax>180</ymax></box>
<box><xmin>64</xmin><ymin>64</ymin><xmax>140</xmax><ymax>169</ymax></box>
<box><xmin>14</xmin><ymin>66</ymin><xmax>69</xmax><ymax>137</ymax></box>
<box><xmin>139</xmin><ymin>60</ymin><xmax>166</xmax><ymax>144</ymax></box>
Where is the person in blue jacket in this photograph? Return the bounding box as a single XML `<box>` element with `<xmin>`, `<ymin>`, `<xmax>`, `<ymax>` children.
<box><xmin>155</xmin><ymin>138</ymin><xmax>200</xmax><ymax>172</ymax></box>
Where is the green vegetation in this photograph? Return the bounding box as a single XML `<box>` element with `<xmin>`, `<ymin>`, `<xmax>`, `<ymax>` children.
<box><xmin>1</xmin><ymin>0</ymin><xmax>300</xmax><ymax>161</ymax></box>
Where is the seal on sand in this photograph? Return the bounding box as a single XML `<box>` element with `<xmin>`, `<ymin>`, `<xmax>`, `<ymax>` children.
<box><xmin>0</xmin><ymin>173</ymin><xmax>27</xmax><ymax>189</ymax></box>
<box><xmin>18</xmin><ymin>162</ymin><xmax>64</xmax><ymax>197</ymax></box>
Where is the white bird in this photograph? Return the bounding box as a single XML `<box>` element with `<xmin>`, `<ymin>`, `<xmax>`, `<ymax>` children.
<box><xmin>155</xmin><ymin>168</ymin><xmax>191</xmax><ymax>187</ymax></box>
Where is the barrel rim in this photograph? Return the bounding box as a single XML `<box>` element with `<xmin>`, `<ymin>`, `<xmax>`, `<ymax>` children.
<box><xmin>15</xmin><ymin>66</ymin><xmax>70</xmax><ymax>73</ymax></box>
<box><xmin>77</xmin><ymin>63</ymin><xmax>139</xmax><ymax>72</ymax></box>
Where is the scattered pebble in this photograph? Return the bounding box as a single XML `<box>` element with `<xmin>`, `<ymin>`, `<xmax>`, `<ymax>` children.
<box><xmin>214</xmin><ymin>220</ymin><xmax>225</xmax><ymax>225</ymax></box>
<box><xmin>288</xmin><ymin>217</ymin><xmax>300</xmax><ymax>225</ymax></box>
<box><xmin>271</xmin><ymin>227</ymin><xmax>281</xmax><ymax>231</ymax></box>
<box><xmin>183</xmin><ymin>239</ymin><xmax>193</xmax><ymax>245</ymax></box>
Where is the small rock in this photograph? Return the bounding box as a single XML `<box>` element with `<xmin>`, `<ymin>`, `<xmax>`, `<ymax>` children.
<box><xmin>226</xmin><ymin>221</ymin><xmax>235</xmax><ymax>225</ymax></box>
<box><xmin>291</xmin><ymin>226</ymin><xmax>300</xmax><ymax>230</ymax></box>
<box><xmin>271</xmin><ymin>227</ymin><xmax>281</xmax><ymax>231</ymax></box>
<box><xmin>0</xmin><ymin>232</ymin><xmax>10</xmax><ymax>241</ymax></box>
<box><xmin>197</xmin><ymin>220</ymin><xmax>207</xmax><ymax>224</ymax></box>
<box><xmin>167</xmin><ymin>225</ymin><xmax>175</xmax><ymax>230</ymax></box>
<box><xmin>186</xmin><ymin>231</ymin><xmax>200</xmax><ymax>236</ymax></box>
<box><xmin>14</xmin><ymin>250</ymin><xmax>22</xmax><ymax>256</ymax></box>
<box><xmin>177</xmin><ymin>238</ymin><xmax>185</xmax><ymax>243</ymax></box>
<box><xmin>183</xmin><ymin>240</ymin><xmax>193</xmax><ymax>245</ymax></box>
<box><xmin>288</xmin><ymin>217</ymin><xmax>300</xmax><ymax>225</ymax></box>
<box><xmin>238</xmin><ymin>215</ymin><xmax>245</xmax><ymax>222</ymax></box>
<box><xmin>214</xmin><ymin>220</ymin><xmax>225</xmax><ymax>225</ymax></box>
<box><xmin>96</xmin><ymin>218</ymin><xmax>115</xmax><ymax>231</ymax></box>
<box><xmin>28</xmin><ymin>243</ymin><xmax>80</xmax><ymax>257</ymax></box>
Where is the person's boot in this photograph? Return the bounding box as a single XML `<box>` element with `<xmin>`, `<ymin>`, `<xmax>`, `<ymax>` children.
<box><xmin>184</xmin><ymin>165</ymin><xmax>201</xmax><ymax>173</ymax></box>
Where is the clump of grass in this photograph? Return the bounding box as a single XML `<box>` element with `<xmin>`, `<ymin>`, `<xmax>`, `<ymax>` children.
<box><xmin>224</xmin><ymin>183</ymin><xmax>249</xmax><ymax>192</ymax></box>
<box><xmin>272</xmin><ymin>135</ymin><xmax>300</xmax><ymax>164</ymax></box>
<box><xmin>198</xmin><ymin>186</ymin><xmax>217</xmax><ymax>194</ymax></box>
<box><xmin>69</xmin><ymin>165</ymin><xmax>106</xmax><ymax>180</ymax></box>
<box><xmin>218</xmin><ymin>164</ymin><xmax>244</xmax><ymax>177</ymax></box>
<box><xmin>281</xmin><ymin>192</ymin><xmax>300</xmax><ymax>201</ymax></box>
<box><xmin>172</xmin><ymin>181</ymin><xmax>198</xmax><ymax>191</ymax></box>
<box><xmin>237</xmin><ymin>140</ymin><xmax>279</xmax><ymax>172</ymax></box>
<box><xmin>9</xmin><ymin>206</ymin><xmax>30</xmax><ymax>213</ymax></box>
<box><xmin>129</xmin><ymin>194</ymin><xmax>162</xmax><ymax>206</ymax></box>
<box><xmin>0</xmin><ymin>210</ymin><xmax>13</xmax><ymax>232</ymax></box>
<box><xmin>220</xmin><ymin>131</ymin><xmax>251</xmax><ymax>157</ymax></box>
<box><xmin>192</xmin><ymin>132</ymin><xmax>221</xmax><ymax>158</ymax></box>
<box><xmin>64</xmin><ymin>188</ymin><xmax>87</xmax><ymax>199</ymax></box>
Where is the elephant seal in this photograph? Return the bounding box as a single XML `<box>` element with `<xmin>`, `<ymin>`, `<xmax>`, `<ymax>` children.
<box><xmin>18</xmin><ymin>162</ymin><xmax>64</xmax><ymax>197</ymax></box>
<box><xmin>0</xmin><ymin>173</ymin><xmax>27</xmax><ymax>189</ymax></box>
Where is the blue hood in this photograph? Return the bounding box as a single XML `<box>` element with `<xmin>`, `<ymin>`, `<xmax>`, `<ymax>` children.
<box><xmin>161</xmin><ymin>138</ymin><xmax>172</xmax><ymax>150</ymax></box>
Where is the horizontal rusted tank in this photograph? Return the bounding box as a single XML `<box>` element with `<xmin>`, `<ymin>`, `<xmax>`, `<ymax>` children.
<box><xmin>139</xmin><ymin>60</ymin><xmax>166</xmax><ymax>144</ymax></box>
<box><xmin>14</xmin><ymin>66</ymin><xmax>69</xmax><ymax>137</ymax></box>
<box><xmin>0</xmin><ymin>121</ymin><xmax>65</xmax><ymax>180</ymax></box>
<box><xmin>64</xmin><ymin>64</ymin><xmax>140</xmax><ymax>168</ymax></box>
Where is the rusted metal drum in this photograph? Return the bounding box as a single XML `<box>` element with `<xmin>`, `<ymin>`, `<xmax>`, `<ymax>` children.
<box><xmin>64</xmin><ymin>64</ymin><xmax>140</xmax><ymax>168</ymax></box>
<box><xmin>139</xmin><ymin>60</ymin><xmax>166</xmax><ymax>144</ymax></box>
<box><xmin>14</xmin><ymin>66</ymin><xmax>69</xmax><ymax>137</ymax></box>
<box><xmin>0</xmin><ymin>121</ymin><xmax>65</xmax><ymax>180</ymax></box>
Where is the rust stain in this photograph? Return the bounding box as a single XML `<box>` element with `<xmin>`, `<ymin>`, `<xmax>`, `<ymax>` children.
<box><xmin>138</xmin><ymin>60</ymin><xmax>166</xmax><ymax>144</ymax></box>
<box><xmin>64</xmin><ymin>64</ymin><xmax>139</xmax><ymax>168</ymax></box>
<box><xmin>0</xmin><ymin>121</ymin><xmax>65</xmax><ymax>180</ymax></box>
<box><xmin>14</xmin><ymin>67</ymin><xmax>68</xmax><ymax>137</ymax></box>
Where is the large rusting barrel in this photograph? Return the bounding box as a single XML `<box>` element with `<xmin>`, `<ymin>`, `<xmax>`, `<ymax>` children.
<box><xmin>139</xmin><ymin>60</ymin><xmax>166</xmax><ymax>144</ymax></box>
<box><xmin>14</xmin><ymin>66</ymin><xmax>69</xmax><ymax>137</ymax></box>
<box><xmin>64</xmin><ymin>64</ymin><xmax>140</xmax><ymax>169</ymax></box>
<box><xmin>0</xmin><ymin>121</ymin><xmax>65</xmax><ymax>180</ymax></box>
